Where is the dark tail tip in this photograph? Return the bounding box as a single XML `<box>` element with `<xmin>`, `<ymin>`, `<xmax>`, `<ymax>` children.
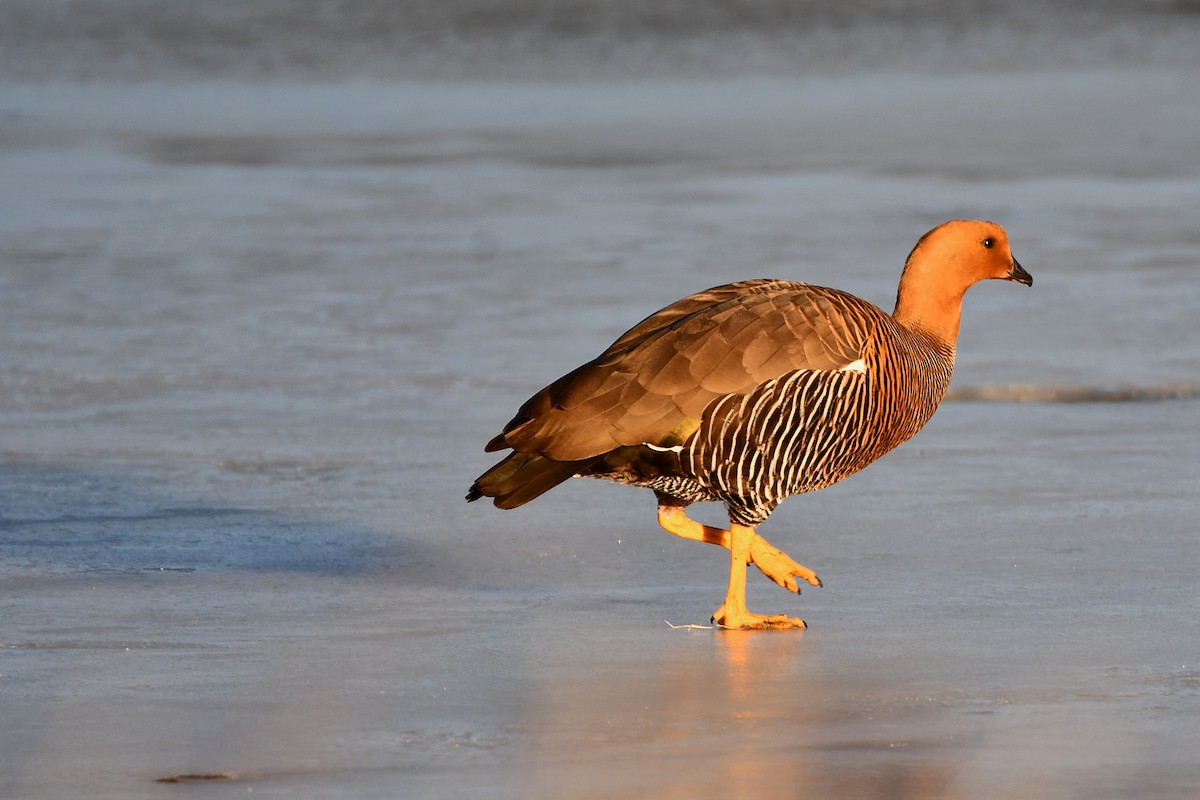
<box><xmin>466</xmin><ymin>451</ymin><xmax>588</xmax><ymax>510</ymax></box>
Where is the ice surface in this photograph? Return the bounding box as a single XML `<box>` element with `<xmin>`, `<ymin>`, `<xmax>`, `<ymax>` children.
<box><xmin>3</xmin><ymin>5</ymin><xmax>1200</xmax><ymax>798</ymax></box>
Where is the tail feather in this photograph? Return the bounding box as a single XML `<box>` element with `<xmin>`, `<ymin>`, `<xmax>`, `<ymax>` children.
<box><xmin>466</xmin><ymin>451</ymin><xmax>592</xmax><ymax>509</ymax></box>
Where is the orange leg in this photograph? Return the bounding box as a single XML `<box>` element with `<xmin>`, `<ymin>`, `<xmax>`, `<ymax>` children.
<box><xmin>656</xmin><ymin>505</ymin><xmax>822</xmax><ymax>593</ymax></box>
<box><xmin>710</xmin><ymin>523</ymin><xmax>807</xmax><ymax>630</ymax></box>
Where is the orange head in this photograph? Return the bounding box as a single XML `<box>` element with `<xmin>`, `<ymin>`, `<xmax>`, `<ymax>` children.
<box><xmin>892</xmin><ymin>219</ymin><xmax>1031</xmax><ymax>343</ymax></box>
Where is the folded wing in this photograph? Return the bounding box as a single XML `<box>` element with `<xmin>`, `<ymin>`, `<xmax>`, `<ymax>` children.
<box><xmin>489</xmin><ymin>279</ymin><xmax>875</xmax><ymax>462</ymax></box>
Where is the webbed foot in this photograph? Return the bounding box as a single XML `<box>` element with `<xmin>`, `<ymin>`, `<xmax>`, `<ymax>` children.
<box><xmin>748</xmin><ymin>538</ymin><xmax>822</xmax><ymax>593</ymax></box>
<box><xmin>711</xmin><ymin>602</ymin><xmax>807</xmax><ymax>630</ymax></box>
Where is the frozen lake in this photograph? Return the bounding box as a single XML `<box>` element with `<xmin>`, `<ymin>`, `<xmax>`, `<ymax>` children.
<box><xmin>3</xmin><ymin>5</ymin><xmax>1200</xmax><ymax>797</ymax></box>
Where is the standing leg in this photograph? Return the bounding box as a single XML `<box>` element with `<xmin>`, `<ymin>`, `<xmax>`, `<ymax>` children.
<box><xmin>711</xmin><ymin>523</ymin><xmax>807</xmax><ymax>630</ymax></box>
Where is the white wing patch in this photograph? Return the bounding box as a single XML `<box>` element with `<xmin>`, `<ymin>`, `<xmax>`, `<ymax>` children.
<box><xmin>839</xmin><ymin>358</ymin><xmax>867</xmax><ymax>374</ymax></box>
<box><xmin>645</xmin><ymin>443</ymin><xmax>684</xmax><ymax>453</ymax></box>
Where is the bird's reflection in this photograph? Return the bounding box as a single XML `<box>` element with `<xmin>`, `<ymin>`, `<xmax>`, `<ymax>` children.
<box><xmin>515</xmin><ymin>620</ymin><xmax>955</xmax><ymax>798</ymax></box>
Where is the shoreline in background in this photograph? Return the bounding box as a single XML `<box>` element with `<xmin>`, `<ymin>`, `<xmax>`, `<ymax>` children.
<box><xmin>2</xmin><ymin>0</ymin><xmax>1200</xmax><ymax>82</ymax></box>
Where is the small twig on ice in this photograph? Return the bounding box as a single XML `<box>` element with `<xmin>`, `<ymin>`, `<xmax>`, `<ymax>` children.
<box><xmin>664</xmin><ymin>620</ymin><xmax>713</xmax><ymax>630</ymax></box>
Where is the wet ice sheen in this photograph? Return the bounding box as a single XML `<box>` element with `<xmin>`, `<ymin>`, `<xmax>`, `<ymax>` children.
<box><xmin>3</xmin><ymin>18</ymin><xmax>1200</xmax><ymax>800</ymax></box>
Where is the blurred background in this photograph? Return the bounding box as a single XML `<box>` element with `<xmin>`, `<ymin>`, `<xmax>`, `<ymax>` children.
<box><xmin>3</xmin><ymin>0</ymin><xmax>1200</xmax><ymax>80</ymax></box>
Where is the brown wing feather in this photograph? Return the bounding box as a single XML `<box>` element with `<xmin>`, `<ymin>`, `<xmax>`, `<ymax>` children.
<box><xmin>492</xmin><ymin>279</ymin><xmax>876</xmax><ymax>461</ymax></box>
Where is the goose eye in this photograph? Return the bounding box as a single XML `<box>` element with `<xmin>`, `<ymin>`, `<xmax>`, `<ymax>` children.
<box><xmin>982</xmin><ymin>237</ymin><xmax>995</xmax><ymax>249</ymax></box>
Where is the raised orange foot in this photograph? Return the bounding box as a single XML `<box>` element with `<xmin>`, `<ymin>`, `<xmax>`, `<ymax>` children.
<box><xmin>656</xmin><ymin>505</ymin><xmax>822</xmax><ymax>593</ymax></box>
<box><xmin>749</xmin><ymin>538</ymin><xmax>823</xmax><ymax>594</ymax></box>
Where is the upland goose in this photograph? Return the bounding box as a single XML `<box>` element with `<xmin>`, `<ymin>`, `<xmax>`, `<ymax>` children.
<box><xmin>468</xmin><ymin>220</ymin><xmax>1032</xmax><ymax>628</ymax></box>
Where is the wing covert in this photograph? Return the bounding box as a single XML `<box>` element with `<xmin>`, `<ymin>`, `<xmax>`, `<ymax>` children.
<box><xmin>493</xmin><ymin>280</ymin><xmax>884</xmax><ymax>461</ymax></box>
